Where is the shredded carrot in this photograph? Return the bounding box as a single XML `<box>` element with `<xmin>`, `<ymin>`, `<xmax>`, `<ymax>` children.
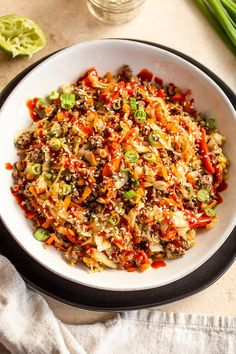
<box><xmin>54</xmin><ymin>242</ymin><xmax>65</xmax><ymax>251</ymax></box>
<box><xmin>29</xmin><ymin>198</ymin><xmax>41</xmax><ymax>211</ymax></box>
<box><xmin>45</xmin><ymin>235</ymin><xmax>54</xmax><ymax>246</ymax></box>
<box><xmin>29</xmin><ymin>185</ymin><xmax>38</xmax><ymax>200</ymax></box>
<box><xmin>82</xmin><ymin>186</ymin><xmax>92</xmax><ymax>200</ymax></box>
<box><xmin>207</xmin><ymin>200</ymin><xmax>217</xmax><ymax>209</ymax></box>
<box><xmin>186</xmin><ymin>172</ymin><xmax>195</xmax><ymax>185</ymax></box>
<box><xmin>63</xmin><ymin>195</ymin><xmax>71</xmax><ymax>211</ymax></box>
<box><xmin>162</xmin><ymin>166</ymin><xmax>168</xmax><ymax>181</ymax></box>
<box><xmin>42</xmin><ymin>218</ymin><xmax>53</xmax><ymax>228</ymax></box>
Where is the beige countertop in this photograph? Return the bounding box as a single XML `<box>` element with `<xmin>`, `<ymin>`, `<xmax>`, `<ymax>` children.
<box><xmin>0</xmin><ymin>0</ymin><xmax>236</xmax><ymax>331</ymax></box>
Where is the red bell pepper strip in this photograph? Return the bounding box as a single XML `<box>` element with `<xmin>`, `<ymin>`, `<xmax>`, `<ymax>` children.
<box><xmin>77</xmin><ymin>122</ymin><xmax>93</xmax><ymax>136</ymax></box>
<box><xmin>137</xmin><ymin>68</ymin><xmax>153</xmax><ymax>82</ymax></box>
<box><xmin>214</xmin><ymin>164</ymin><xmax>223</xmax><ymax>189</ymax></box>
<box><xmin>189</xmin><ymin>216</ymin><xmax>212</xmax><ymax>229</ymax></box>
<box><xmin>183</xmin><ymin>99</ymin><xmax>196</xmax><ymax>116</ymax></box>
<box><xmin>151</xmin><ymin>260</ymin><xmax>166</xmax><ymax>269</ymax></box>
<box><xmin>172</xmin><ymin>92</ymin><xmax>185</xmax><ymax>102</ymax></box>
<box><xmin>77</xmin><ymin>67</ymin><xmax>98</xmax><ymax>83</ymax></box>
<box><xmin>199</xmin><ymin>127</ymin><xmax>215</xmax><ymax>175</ymax></box>
<box><xmin>64</xmin><ymin>229</ymin><xmax>80</xmax><ymax>244</ymax></box>
<box><xmin>157</xmin><ymin>88</ymin><xmax>165</xmax><ymax>98</ymax></box>
<box><xmin>102</xmin><ymin>157</ymin><xmax>121</xmax><ymax>177</ymax></box>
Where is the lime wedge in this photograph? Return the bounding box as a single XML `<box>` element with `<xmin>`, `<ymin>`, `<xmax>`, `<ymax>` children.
<box><xmin>0</xmin><ymin>15</ymin><xmax>46</xmax><ymax>57</ymax></box>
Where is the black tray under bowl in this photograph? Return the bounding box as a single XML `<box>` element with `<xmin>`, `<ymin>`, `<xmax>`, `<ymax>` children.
<box><xmin>0</xmin><ymin>39</ymin><xmax>235</xmax><ymax>311</ymax></box>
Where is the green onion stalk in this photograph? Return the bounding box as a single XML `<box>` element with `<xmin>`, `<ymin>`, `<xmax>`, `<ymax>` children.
<box><xmin>193</xmin><ymin>0</ymin><xmax>236</xmax><ymax>56</ymax></box>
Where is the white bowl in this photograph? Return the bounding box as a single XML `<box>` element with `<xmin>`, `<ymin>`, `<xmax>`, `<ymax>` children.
<box><xmin>0</xmin><ymin>39</ymin><xmax>236</xmax><ymax>291</ymax></box>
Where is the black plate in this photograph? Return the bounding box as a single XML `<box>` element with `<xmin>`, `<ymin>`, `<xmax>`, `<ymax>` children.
<box><xmin>0</xmin><ymin>40</ymin><xmax>235</xmax><ymax>311</ymax></box>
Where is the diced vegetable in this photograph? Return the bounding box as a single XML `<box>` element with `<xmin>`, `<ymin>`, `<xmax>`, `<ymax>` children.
<box><xmin>143</xmin><ymin>152</ymin><xmax>156</xmax><ymax>163</ymax></box>
<box><xmin>59</xmin><ymin>183</ymin><xmax>72</xmax><ymax>196</ymax></box>
<box><xmin>45</xmin><ymin>173</ymin><xmax>53</xmax><ymax>180</ymax></box>
<box><xmin>33</xmin><ymin>228</ymin><xmax>49</xmax><ymax>242</ymax></box>
<box><xmin>49</xmin><ymin>91</ymin><xmax>59</xmax><ymax>100</ymax></box>
<box><xmin>130</xmin><ymin>97</ymin><xmax>137</xmax><ymax>110</ymax></box>
<box><xmin>120</xmin><ymin>164</ymin><xmax>130</xmax><ymax>173</ymax></box>
<box><xmin>134</xmin><ymin>108</ymin><xmax>147</xmax><ymax>122</ymax></box>
<box><xmin>120</xmin><ymin>121</ymin><xmax>129</xmax><ymax>133</ymax></box>
<box><xmin>49</xmin><ymin>137</ymin><xmax>61</xmax><ymax>151</ymax></box>
<box><xmin>47</xmin><ymin>131</ymin><xmax>57</xmax><ymax>137</ymax></box>
<box><xmin>199</xmin><ymin>127</ymin><xmax>215</xmax><ymax>174</ymax></box>
<box><xmin>124</xmin><ymin>190</ymin><xmax>136</xmax><ymax>199</ymax></box>
<box><xmin>131</xmin><ymin>194</ymin><xmax>141</xmax><ymax>204</ymax></box>
<box><xmin>205</xmin><ymin>117</ymin><xmax>216</xmax><ymax>129</ymax></box>
<box><xmin>124</xmin><ymin>150</ymin><xmax>139</xmax><ymax>163</ymax></box>
<box><xmin>29</xmin><ymin>163</ymin><xmax>41</xmax><ymax>176</ymax></box>
<box><xmin>108</xmin><ymin>213</ymin><xmax>120</xmax><ymax>226</ymax></box>
<box><xmin>204</xmin><ymin>207</ymin><xmax>216</xmax><ymax>216</ymax></box>
<box><xmin>112</xmin><ymin>98</ymin><xmax>122</xmax><ymax>110</ymax></box>
<box><xmin>148</xmin><ymin>133</ymin><xmax>159</xmax><ymax>146</ymax></box>
<box><xmin>197</xmin><ymin>189</ymin><xmax>210</xmax><ymax>202</ymax></box>
<box><xmin>60</xmin><ymin>93</ymin><xmax>75</xmax><ymax>109</ymax></box>
<box><xmin>35</xmin><ymin>98</ymin><xmax>45</xmax><ymax>110</ymax></box>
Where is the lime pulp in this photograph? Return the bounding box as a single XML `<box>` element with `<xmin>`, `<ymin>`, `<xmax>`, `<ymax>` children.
<box><xmin>0</xmin><ymin>14</ymin><xmax>46</xmax><ymax>57</ymax></box>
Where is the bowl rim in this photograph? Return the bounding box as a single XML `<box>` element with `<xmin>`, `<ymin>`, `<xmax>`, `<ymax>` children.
<box><xmin>0</xmin><ymin>38</ymin><xmax>236</xmax><ymax>291</ymax></box>
<box><xmin>0</xmin><ymin>39</ymin><xmax>236</xmax><ymax>310</ymax></box>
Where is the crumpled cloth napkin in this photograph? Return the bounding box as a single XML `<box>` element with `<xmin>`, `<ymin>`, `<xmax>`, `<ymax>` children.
<box><xmin>0</xmin><ymin>255</ymin><xmax>236</xmax><ymax>354</ymax></box>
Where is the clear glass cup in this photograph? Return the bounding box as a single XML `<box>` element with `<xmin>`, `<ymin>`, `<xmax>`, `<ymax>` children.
<box><xmin>86</xmin><ymin>0</ymin><xmax>146</xmax><ymax>24</ymax></box>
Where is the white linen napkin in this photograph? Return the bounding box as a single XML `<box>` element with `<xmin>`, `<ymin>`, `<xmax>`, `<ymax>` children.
<box><xmin>0</xmin><ymin>255</ymin><xmax>236</xmax><ymax>354</ymax></box>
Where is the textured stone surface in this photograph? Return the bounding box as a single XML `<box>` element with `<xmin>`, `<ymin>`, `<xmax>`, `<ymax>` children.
<box><xmin>0</xmin><ymin>0</ymin><xmax>235</xmax><ymax>331</ymax></box>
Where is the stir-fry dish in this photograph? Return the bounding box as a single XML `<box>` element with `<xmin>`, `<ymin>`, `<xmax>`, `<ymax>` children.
<box><xmin>10</xmin><ymin>66</ymin><xmax>228</xmax><ymax>272</ymax></box>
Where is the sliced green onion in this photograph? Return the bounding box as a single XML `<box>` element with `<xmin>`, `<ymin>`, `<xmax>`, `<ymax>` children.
<box><xmin>49</xmin><ymin>91</ymin><xmax>59</xmax><ymax>100</ymax></box>
<box><xmin>153</xmin><ymin>128</ymin><xmax>164</xmax><ymax>137</ymax></box>
<box><xmin>143</xmin><ymin>152</ymin><xmax>156</xmax><ymax>163</ymax></box>
<box><xmin>112</xmin><ymin>98</ymin><xmax>122</xmax><ymax>111</ymax></box>
<box><xmin>120</xmin><ymin>121</ymin><xmax>129</xmax><ymax>133</ymax></box>
<box><xmin>124</xmin><ymin>150</ymin><xmax>139</xmax><ymax>163</ymax></box>
<box><xmin>124</xmin><ymin>189</ymin><xmax>136</xmax><ymax>200</ymax></box>
<box><xmin>108</xmin><ymin>213</ymin><xmax>120</xmax><ymax>226</ymax></box>
<box><xmin>59</xmin><ymin>183</ymin><xmax>72</xmax><ymax>196</ymax></box>
<box><xmin>209</xmin><ymin>0</ymin><xmax>236</xmax><ymax>48</ymax></box>
<box><xmin>45</xmin><ymin>173</ymin><xmax>53</xmax><ymax>180</ymax></box>
<box><xmin>33</xmin><ymin>228</ymin><xmax>49</xmax><ymax>242</ymax></box>
<box><xmin>134</xmin><ymin>179</ymin><xmax>139</xmax><ymax>188</ymax></box>
<box><xmin>47</xmin><ymin>130</ymin><xmax>57</xmax><ymax>137</ymax></box>
<box><xmin>120</xmin><ymin>164</ymin><xmax>130</xmax><ymax>173</ymax></box>
<box><xmin>49</xmin><ymin>137</ymin><xmax>61</xmax><ymax>151</ymax></box>
<box><xmin>29</xmin><ymin>163</ymin><xmax>41</xmax><ymax>176</ymax></box>
<box><xmin>60</xmin><ymin>93</ymin><xmax>75</xmax><ymax>110</ymax></box>
<box><xmin>130</xmin><ymin>97</ymin><xmax>137</xmax><ymax>110</ymax></box>
<box><xmin>204</xmin><ymin>207</ymin><xmax>216</xmax><ymax>217</ymax></box>
<box><xmin>134</xmin><ymin>108</ymin><xmax>147</xmax><ymax>123</ymax></box>
<box><xmin>193</xmin><ymin>0</ymin><xmax>236</xmax><ymax>56</ymax></box>
<box><xmin>197</xmin><ymin>189</ymin><xmax>210</xmax><ymax>202</ymax></box>
<box><xmin>205</xmin><ymin>118</ymin><xmax>216</xmax><ymax>129</ymax></box>
<box><xmin>35</xmin><ymin>98</ymin><xmax>45</xmax><ymax>110</ymax></box>
<box><xmin>148</xmin><ymin>133</ymin><xmax>159</xmax><ymax>147</ymax></box>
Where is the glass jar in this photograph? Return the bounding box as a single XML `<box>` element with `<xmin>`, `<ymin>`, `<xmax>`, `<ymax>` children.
<box><xmin>86</xmin><ymin>0</ymin><xmax>146</xmax><ymax>24</ymax></box>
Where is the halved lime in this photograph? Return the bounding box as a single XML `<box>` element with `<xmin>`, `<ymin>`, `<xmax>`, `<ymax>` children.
<box><xmin>0</xmin><ymin>15</ymin><xmax>46</xmax><ymax>57</ymax></box>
